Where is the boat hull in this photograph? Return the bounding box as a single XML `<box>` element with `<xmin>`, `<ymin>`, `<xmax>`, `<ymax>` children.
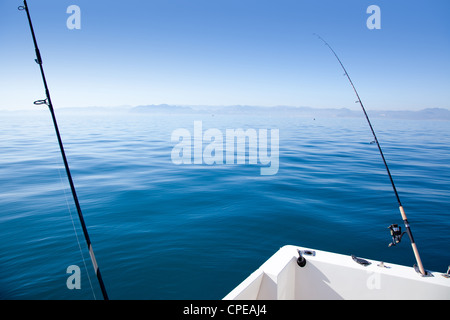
<box><xmin>224</xmin><ymin>245</ymin><xmax>450</xmax><ymax>300</ymax></box>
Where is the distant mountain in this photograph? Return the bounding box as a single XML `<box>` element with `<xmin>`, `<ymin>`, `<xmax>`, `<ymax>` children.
<box><xmin>368</xmin><ymin>108</ymin><xmax>450</xmax><ymax>120</ymax></box>
<box><xmin>129</xmin><ymin>104</ymin><xmax>450</xmax><ymax>120</ymax></box>
<box><xmin>131</xmin><ymin>104</ymin><xmax>193</xmax><ymax>113</ymax></box>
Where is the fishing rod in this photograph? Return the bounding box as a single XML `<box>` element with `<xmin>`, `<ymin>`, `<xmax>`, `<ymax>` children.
<box><xmin>314</xmin><ymin>34</ymin><xmax>427</xmax><ymax>276</ymax></box>
<box><xmin>19</xmin><ymin>0</ymin><xmax>109</xmax><ymax>298</ymax></box>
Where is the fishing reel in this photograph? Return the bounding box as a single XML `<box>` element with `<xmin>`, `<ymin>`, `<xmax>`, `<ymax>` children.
<box><xmin>388</xmin><ymin>224</ymin><xmax>405</xmax><ymax>247</ymax></box>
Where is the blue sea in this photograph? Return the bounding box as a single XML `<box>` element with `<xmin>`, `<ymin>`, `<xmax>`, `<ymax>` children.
<box><xmin>1</xmin><ymin>109</ymin><xmax>449</xmax><ymax>300</ymax></box>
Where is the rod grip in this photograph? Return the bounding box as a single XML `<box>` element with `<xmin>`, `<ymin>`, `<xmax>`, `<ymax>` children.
<box><xmin>399</xmin><ymin>205</ymin><xmax>407</xmax><ymax>221</ymax></box>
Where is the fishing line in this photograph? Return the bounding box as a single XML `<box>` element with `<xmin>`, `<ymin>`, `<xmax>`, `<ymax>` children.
<box><xmin>56</xmin><ymin>166</ymin><xmax>97</xmax><ymax>299</ymax></box>
<box><xmin>315</xmin><ymin>34</ymin><xmax>427</xmax><ymax>276</ymax></box>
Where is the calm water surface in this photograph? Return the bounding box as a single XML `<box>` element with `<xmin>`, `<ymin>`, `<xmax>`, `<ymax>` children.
<box><xmin>1</xmin><ymin>109</ymin><xmax>449</xmax><ymax>299</ymax></box>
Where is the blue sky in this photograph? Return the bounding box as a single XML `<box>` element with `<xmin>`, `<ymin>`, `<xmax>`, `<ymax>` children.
<box><xmin>1</xmin><ymin>0</ymin><xmax>449</xmax><ymax>111</ymax></box>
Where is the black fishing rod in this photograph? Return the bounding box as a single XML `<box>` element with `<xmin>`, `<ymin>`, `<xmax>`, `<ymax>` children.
<box><xmin>315</xmin><ymin>34</ymin><xmax>427</xmax><ymax>276</ymax></box>
<box><xmin>19</xmin><ymin>0</ymin><xmax>109</xmax><ymax>298</ymax></box>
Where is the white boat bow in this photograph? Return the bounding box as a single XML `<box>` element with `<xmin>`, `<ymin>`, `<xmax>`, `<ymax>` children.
<box><xmin>224</xmin><ymin>245</ymin><xmax>450</xmax><ymax>300</ymax></box>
